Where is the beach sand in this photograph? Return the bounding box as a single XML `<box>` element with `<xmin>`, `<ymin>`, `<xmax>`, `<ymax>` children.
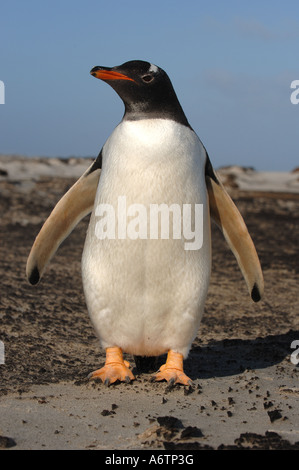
<box><xmin>0</xmin><ymin>155</ymin><xmax>298</xmax><ymax>450</ymax></box>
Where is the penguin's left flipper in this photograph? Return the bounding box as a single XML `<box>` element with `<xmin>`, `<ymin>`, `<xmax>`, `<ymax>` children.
<box><xmin>26</xmin><ymin>163</ymin><xmax>101</xmax><ymax>285</ymax></box>
<box><xmin>205</xmin><ymin>164</ymin><xmax>264</xmax><ymax>302</ymax></box>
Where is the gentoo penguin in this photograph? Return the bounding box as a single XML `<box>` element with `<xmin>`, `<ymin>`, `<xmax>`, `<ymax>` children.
<box><xmin>26</xmin><ymin>60</ymin><xmax>264</xmax><ymax>386</ymax></box>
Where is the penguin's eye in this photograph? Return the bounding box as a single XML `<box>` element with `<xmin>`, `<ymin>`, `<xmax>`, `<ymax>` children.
<box><xmin>141</xmin><ymin>75</ymin><xmax>154</xmax><ymax>83</ymax></box>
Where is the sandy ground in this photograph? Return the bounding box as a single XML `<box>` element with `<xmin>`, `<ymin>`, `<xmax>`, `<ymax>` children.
<box><xmin>0</xmin><ymin>155</ymin><xmax>298</xmax><ymax>450</ymax></box>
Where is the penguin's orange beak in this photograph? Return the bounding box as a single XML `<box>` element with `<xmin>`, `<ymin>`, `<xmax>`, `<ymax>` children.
<box><xmin>90</xmin><ymin>66</ymin><xmax>135</xmax><ymax>82</ymax></box>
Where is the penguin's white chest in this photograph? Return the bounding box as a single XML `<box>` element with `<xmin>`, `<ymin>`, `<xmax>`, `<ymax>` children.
<box><xmin>82</xmin><ymin>119</ymin><xmax>211</xmax><ymax>357</ymax></box>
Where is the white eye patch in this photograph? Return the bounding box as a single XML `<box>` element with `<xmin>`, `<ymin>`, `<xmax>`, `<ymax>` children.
<box><xmin>148</xmin><ymin>63</ymin><xmax>158</xmax><ymax>73</ymax></box>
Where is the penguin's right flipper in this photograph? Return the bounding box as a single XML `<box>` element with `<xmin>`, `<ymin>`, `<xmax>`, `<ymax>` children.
<box><xmin>26</xmin><ymin>162</ymin><xmax>101</xmax><ymax>285</ymax></box>
<box><xmin>205</xmin><ymin>158</ymin><xmax>264</xmax><ymax>302</ymax></box>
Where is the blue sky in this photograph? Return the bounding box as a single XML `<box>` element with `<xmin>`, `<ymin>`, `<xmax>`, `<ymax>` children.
<box><xmin>0</xmin><ymin>0</ymin><xmax>298</xmax><ymax>170</ymax></box>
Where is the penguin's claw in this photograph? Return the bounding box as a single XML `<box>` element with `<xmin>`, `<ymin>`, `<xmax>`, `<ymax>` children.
<box><xmin>153</xmin><ymin>367</ymin><xmax>192</xmax><ymax>386</ymax></box>
<box><xmin>151</xmin><ymin>350</ymin><xmax>192</xmax><ymax>386</ymax></box>
<box><xmin>88</xmin><ymin>346</ymin><xmax>135</xmax><ymax>385</ymax></box>
<box><xmin>89</xmin><ymin>362</ymin><xmax>135</xmax><ymax>385</ymax></box>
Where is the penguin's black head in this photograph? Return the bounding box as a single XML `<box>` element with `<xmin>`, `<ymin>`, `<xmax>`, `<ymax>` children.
<box><xmin>90</xmin><ymin>60</ymin><xmax>190</xmax><ymax>127</ymax></box>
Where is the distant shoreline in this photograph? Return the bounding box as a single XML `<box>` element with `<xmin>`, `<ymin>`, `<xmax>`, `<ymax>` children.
<box><xmin>0</xmin><ymin>154</ymin><xmax>298</xmax><ymax>194</ymax></box>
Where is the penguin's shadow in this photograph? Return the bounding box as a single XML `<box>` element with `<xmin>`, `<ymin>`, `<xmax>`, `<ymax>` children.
<box><xmin>184</xmin><ymin>329</ymin><xmax>299</xmax><ymax>380</ymax></box>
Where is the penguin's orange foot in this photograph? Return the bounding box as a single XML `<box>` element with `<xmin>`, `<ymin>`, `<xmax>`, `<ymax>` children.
<box><xmin>88</xmin><ymin>347</ymin><xmax>135</xmax><ymax>386</ymax></box>
<box><xmin>152</xmin><ymin>350</ymin><xmax>193</xmax><ymax>386</ymax></box>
